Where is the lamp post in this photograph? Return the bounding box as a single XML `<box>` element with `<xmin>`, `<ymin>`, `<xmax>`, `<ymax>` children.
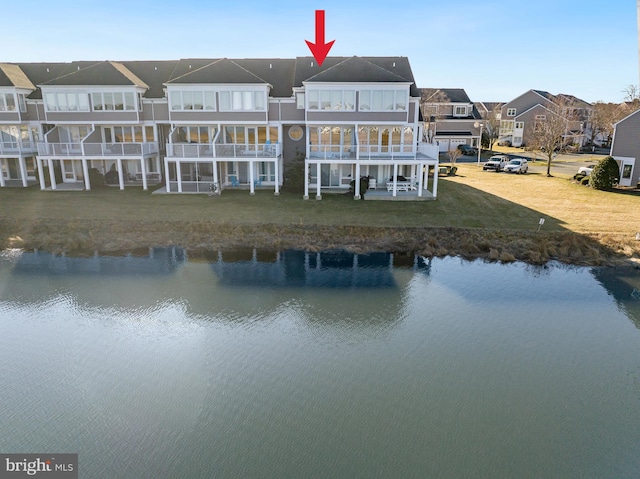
<box><xmin>474</xmin><ymin>122</ymin><xmax>484</xmax><ymax>166</ymax></box>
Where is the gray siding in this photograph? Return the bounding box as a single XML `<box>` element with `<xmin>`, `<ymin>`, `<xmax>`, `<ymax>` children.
<box><xmin>278</xmin><ymin>102</ymin><xmax>304</xmax><ymax>122</ymax></box>
<box><xmin>45</xmin><ymin>111</ymin><xmax>140</xmax><ymax>123</ymax></box>
<box><xmin>26</xmin><ymin>103</ymin><xmax>41</xmax><ymax>121</ymax></box>
<box><xmin>306</xmin><ymin>111</ymin><xmax>408</xmax><ymax>123</ymax></box>
<box><xmin>0</xmin><ymin>111</ymin><xmax>21</xmax><ymax>124</ymax></box>
<box><xmin>607</xmin><ymin>113</ymin><xmax>640</xmax><ymax>185</ymax></box>
<box><xmin>282</xmin><ymin>124</ymin><xmax>306</xmax><ymax>173</ymax></box>
<box><xmin>435</xmin><ymin>119</ymin><xmax>478</xmax><ymax>134</ymax></box>
<box><xmin>141</xmin><ymin>102</ymin><xmax>170</xmax><ymax>122</ymax></box>
<box><xmin>168</xmin><ymin>111</ymin><xmax>268</xmax><ymax>123</ymax></box>
<box><xmin>503</xmin><ymin>91</ymin><xmax>549</xmax><ymax>119</ymax></box>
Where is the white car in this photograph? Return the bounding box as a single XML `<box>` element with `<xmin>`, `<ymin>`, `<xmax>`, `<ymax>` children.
<box><xmin>482</xmin><ymin>155</ymin><xmax>510</xmax><ymax>172</ymax></box>
<box><xmin>578</xmin><ymin>165</ymin><xmax>595</xmax><ymax>176</ymax></box>
<box><xmin>503</xmin><ymin>158</ymin><xmax>529</xmax><ymax>174</ymax></box>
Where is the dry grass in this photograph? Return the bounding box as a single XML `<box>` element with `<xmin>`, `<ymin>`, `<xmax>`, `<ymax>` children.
<box><xmin>0</xmin><ymin>169</ymin><xmax>639</xmax><ymax>266</ymax></box>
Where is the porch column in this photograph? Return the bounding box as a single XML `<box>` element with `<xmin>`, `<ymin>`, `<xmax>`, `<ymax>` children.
<box><xmin>37</xmin><ymin>157</ymin><xmax>45</xmax><ymax>190</ymax></box>
<box><xmin>0</xmin><ymin>159</ymin><xmax>5</xmax><ymax>187</ymax></box>
<box><xmin>18</xmin><ymin>157</ymin><xmax>28</xmax><ymax>187</ymax></box>
<box><xmin>392</xmin><ymin>163</ymin><xmax>398</xmax><ymax>197</ymax></box>
<box><xmin>354</xmin><ymin>162</ymin><xmax>361</xmax><ymax>200</ymax></box>
<box><xmin>249</xmin><ymin>160</ymin><xmax>255</xmax><ymax>195</ymax></box>
<box><xmin>48</xmin><ymin>159</ymin><xmax>57</xmax><ymax>190</ymax></box>
<box><xmin>117</xmin><ymin>158</ymin><xmax>124</xmax><ymax>190</ymax></box>
<box><xmin>418</xmin><ymin>163</ymin><xmax>424</xmax><ymax>198</ymax></box>
<box><xmin>140</xmin><ymin>158</ymin><xmax>148</xmax><ymax>191</ymax></box>
<box><xmin>82</xmin><ymin>158</ymin><xmax>90</xmax><ymax>190</ymax></box>
<box><xmin>164</xmin><ymin>159</ymin><xmax>171</xmax><ymax>193</ymax></box>
<box><xmin>303</xmin><ymin>161</ymin><xmax>309</xmax><ymax>200</ymax></box>
<box><xmin>432</xmin><ymin>165</ymin><xmax>439</xmax><ymax>198</ymax></box>
<box><xmin>177</xmin><ymin>160</ymin><xmax>182</xmax><ymax>193</ymax></box>
<box><xmin>274</xmin><ymin>159</ymin><xmax>279</xmax><ymax>195</ymax></box>
<box><xmin>155</xmin><ymin>156</ymin><xmax>161</xmax><ymax>177</ymax></box>
<box><xmin>316</xmin><ymin>162</ymin><xmax>321</xmax><ymax>200</ymax></box>
<box><xmin>212</xmin><ymin>160</ymin><xmax>218</xmax><ymax>194</ymax></box>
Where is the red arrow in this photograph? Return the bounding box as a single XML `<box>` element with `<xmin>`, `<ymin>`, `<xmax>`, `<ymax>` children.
<box><xmin>305</xmin><ymin>10</ymin><xmax>335</xmax><ymax>66</ymax></box>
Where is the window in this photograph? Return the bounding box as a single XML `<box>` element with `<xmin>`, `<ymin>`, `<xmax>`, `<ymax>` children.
<box><xmin>507</xmin><ymin>108</ymin><xmax>516</xmax><ymax>116</ymax></box>
<box><xmin>454</xmin><ymin>106</ymin><xmax>467</xmax><ymax>116</ymax></box>
<box><xmin>306</xmin><ymin>89</ymin><xmax>356</xmax><ymax>111</ymax></box>
<box><xmin>218</xmin><ymin>90</ymin><xmax>265</xmax><ymax>111</ymax></box>
<box><xmin>535</xmin><ymin>115</ymin><xmax>546</xmax><ymax>121</ymax></box>
<box><xmin>500</xmin><ymin>121</ymin><xmax>514</xmax><ymax>133</ymax></box>
<box><xmin>44</xmin><ymin>91</ymin><xmax>91</xmax><ymax>112</ymax></box>
<box><xmin>358</xmin><ymin>90</ymin><xmax>407</xmax><ymax>111</ymax></box>
<box><xmin>91</xmin><ymin>91</ymin><xmax>136</xmax><ymax>111</ymax></box>
<box><xmin>169</xmin><ymin>90</ymin><xmax>216</xmax><ymax>111</ymax></box>
<box><xmin>0</xmin><ymin>93</ymin><xmax>16</xmax><ymax>111</ymax></box>
<box><xmin>513</xmin><ymin>136</ymin><xmax>522</xmax><ymax>144</ymax></box>
<box><xmin>18</xmin><ymin>94</ymin><xmax>26</xmax><ymax>112</ymax></box>
<box><xmin>176</xmin><ymin>125</ymin><xmax>215</xmax><ymax>143</ymax></box>
<box><xmin>296</xmin><ymin>92</ymin><xmax>305</xmax><ymax>109</ymax></box>
<box><xmin>515</xmin><ymin>122</ymin><xmax>524</xmax><ymax>129</ymax></box>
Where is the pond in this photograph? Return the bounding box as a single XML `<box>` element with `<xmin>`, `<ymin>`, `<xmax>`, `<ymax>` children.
<box><xmin>1</xmin><ymin>248</ymin><xmax>639</xmax><ymax>478</ymax></box>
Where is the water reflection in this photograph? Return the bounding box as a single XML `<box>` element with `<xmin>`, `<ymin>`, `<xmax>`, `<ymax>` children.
<box><xmin>591</xmin><ymin>266</ymin><xmax>640</xmax><ymax>328</ymax></box>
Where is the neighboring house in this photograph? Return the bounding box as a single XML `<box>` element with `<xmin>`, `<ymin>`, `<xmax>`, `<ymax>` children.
<box><xmin>609</xmin><ymin>109</ymin><xmax>640</xmax><ymax>187</ymax></box>
<box><xmin>0</xmin><ymin>63</ymin><xmax>41</xmax><ymax>187</ymax></box>
<box><xmin>2</xmin><ymin>56</ymin><xmax>440</xmax><ymax>199</ymax></box>
<box><xmin>499</xmin><ymin>90</ymin><xmax>592</xmax><ymax>148</ymax></box>
<box><xmin>421</xmin><ymin>88</ymin><xmax>482</xmax><ymax>153</ymax></box>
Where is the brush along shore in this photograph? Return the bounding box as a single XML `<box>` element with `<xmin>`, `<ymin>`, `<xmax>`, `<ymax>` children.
<box><xmin>1</xmin><ymin>218</ymin><xmax>639</xmax><ymax>267</ymax></box>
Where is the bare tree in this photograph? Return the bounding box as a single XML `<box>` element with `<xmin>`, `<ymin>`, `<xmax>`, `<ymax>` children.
<box><xmin>590</xmin><ymin>102</ymin><xmax>621</xmax><ymax>147</ymax></box>
<box><xmin>525</xmin><ymin>100</ymin><xmax>570</xmax><ymax>177</ymax></box>
<box><xmin>479</xmin><ymin>105</ymin><xmax>501</xmax><ymax>151</ymax></box>
<box><xmin>447</xmin><ymin>148</ymin><xmax>462</xmax><ymax>165</ymax></box>
<box><xmin>622</xmin><ymin>84</ymin><xmax>640</xmax><ymax>102</ymax></box>
<box><xmin>420</xmin><ymin>89</ymin><xmax>449</xmax><ymax>142</ymax></box>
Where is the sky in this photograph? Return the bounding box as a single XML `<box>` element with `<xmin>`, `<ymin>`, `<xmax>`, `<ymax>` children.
<box><xmin>3</xmin><ymin>0</ymin><xmax>637</xmax><ymax>104</ymax></box>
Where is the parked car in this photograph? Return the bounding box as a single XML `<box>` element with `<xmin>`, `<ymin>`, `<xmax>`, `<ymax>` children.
<box><xmin>457</xmin><ymin>144</ymin><xmax>478</xmax><ymax>156</ymax></box>
<box><xmin>497</xmin><ymin>139</ymin><xmax>512</xmax><ymax>147</ymax></box>
<box><xmin>503</xmin><ymin>158</ymin><xmax>529</xmax><ymax>174</ymax></box>
<box><xmin>483</xmin><ymin>155</ymin><xmax>510</xmax><ymax>172</ymax></box>
<box><xmin>577</xmin><ymin>165</ymin><xmax>595</xmax><ymax>176</ymax></box>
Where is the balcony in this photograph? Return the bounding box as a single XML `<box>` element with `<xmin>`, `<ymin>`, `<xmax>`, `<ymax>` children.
<box><xmin>166</xmin><ymin>142</ymin><xmax>281</xmax><ymax>159</ymax></box>
<box><xmin>309</xmin><ymin>145</ymin><xmax>357</xmax><ymax>160</ymax></box>
<box><xmin>0</xmin><ymin>140</ymin><xmax>38</xmax><ymax>155</ymax></box>
<box><xmin>37</xmin><ymin>142</ymin><xmax>158</xmax><ymax>157</ymax></box>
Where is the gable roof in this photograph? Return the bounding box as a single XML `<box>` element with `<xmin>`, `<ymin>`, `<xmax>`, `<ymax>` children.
<box><xmin>120</xmin><ymin>60</ymin><xmax>178</xmax><ymax>98</ymax></box>
<box><xmin>14</xmin><ymin>63</ymin><xmax>69</xmax><ymax>99</ymax></box>
<box><xmin>41</xmin><ymin>61</ymin><xmax>148</xmax><ymax>89</ymax></box>
<box><xmin>556</xmin><ymin>93</ymin><xmax>592</xmax><ymax>109</ymax></box>
<box><xmin>0</xmin><ymin>64</ymin><xmax>35</xmax><ymax>90</ymax></box>
<box><xmin>294</xmin><ymin>56</ymin><xmax>420</xmax><ymax>96</ymax></box>
<box><xmin>233</xmin><ymin>59</ymin><xmax>295</xmax><ymax>97</ymax></box>
<box><xmin>167</xmin><ymin>58</ymin><xmax>270</xmax><ymax>86</ymax></box>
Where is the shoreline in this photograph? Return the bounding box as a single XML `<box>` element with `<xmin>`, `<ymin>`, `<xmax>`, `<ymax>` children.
<box><xmin>2</xmin><ymin>219</ymin><xmax>639</xmax><ymax>268</ymax></box>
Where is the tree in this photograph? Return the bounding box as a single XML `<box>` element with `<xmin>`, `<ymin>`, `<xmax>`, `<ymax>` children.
<box><xmin>589</xmin><ymin>102</ymin><xmax>620</xmax><ymax>147</ymax></box>
<box><xmin>589</xmin><ymin>156</ymin><xmax>620</xmax><ymax>190</ymax></box>
<box><xmin>479</xmin><ymin>104</ymin><xmax>501</xmax><ymax>151</ymax></box>
<box><xmin>447</xmin><ymin>148</ymin><xmax>462</xmax><ymax>165</ymax></box>
<box><xmin>525</xmin><ymin>99</ymin><xmax>570</xmax><ymax>177</ymax></box>
<box><xmin>622</xmin><ymin>85</ymin><xmax>640</xmax><ymax>102</ymax></box>
<box><xmin>420</xmin><ymin>89</ymin><xmax>449</xmax><ymax>142</ymax></box>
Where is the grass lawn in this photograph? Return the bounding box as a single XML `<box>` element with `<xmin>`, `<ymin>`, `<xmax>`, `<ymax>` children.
<box><xmin>0</xmin><ymin>167</ymin><xmax>638</xmax><ymax>264</ymax></box>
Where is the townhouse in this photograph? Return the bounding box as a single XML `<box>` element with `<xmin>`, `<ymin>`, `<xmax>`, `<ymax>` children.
<box><xmin>420</xmin><ymin>88</ymin><xmax>482</xmax><ymax>153</ymax></box>
<box><xmin>498</xmin><ymin>90</ymin><xmax>592</xmax><ymax>148</ymax></box>
<box><xmin>0</xmin><ymin>56</ymin><xmax>440</xmax><ymax>200</ymax></box>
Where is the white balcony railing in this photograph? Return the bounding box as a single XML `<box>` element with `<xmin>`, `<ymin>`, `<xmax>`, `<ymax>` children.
<box><xmin>37</xmin><ymin>142</ymin><xmax>158</xmax><ymax>157</ymax></box>
<box><xmin>357</xmin><ymin>145</ymin><xmax>414</xmax><ymax>160</ymax></box>
<box><xmin>166</xmin><ymin>142</ymin><xmax>281</xmax><ymax>159</ymax></box>
<box><xmin>309</xmin><ymin>145</ymin><xmax>357</xmax><ymax>160</ymax></box>
<box><xmin>38</xmin><ymin>142</ymin><xmax>83</xmax><ymax>156</ymax></box>
<box><xmin>0</xmin><ymin>141</ymin><xmax>38</xmax><ymax>155</ymax></box>
<box><xmin>416</xmin><ymin>142</ymin><xmax>439</xmax><ymax>160</ymax></box>
<box><xmin>83</xmin><ymin>142</ymin><xmax>158</xmax><ymax>156</ymax></box>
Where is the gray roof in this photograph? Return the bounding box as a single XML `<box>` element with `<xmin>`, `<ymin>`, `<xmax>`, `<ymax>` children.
<box><xmin>474</xmin><ymin>101</ymin><xmax>504</xmax><ymax>113</ymax></box>
<box><xmin>295</xmin><ymin>56</ymin><xmax>420</xmax><ymax>96</ymax></box>
<box><xmin>167</xmin><ymin>58</ymin><xmax>269</xmax><ymax>85</ymax></box>
<box><xmin>15</xmin><ymin>63</ymin><xmax>70</xmax><ymax>99</ymax></box>
<box><xmin>41</xmin><ymin>61</ymin><xmax>148</xmax><ymax>88</ymax></box>
<box><xmin>120</xmin><ymin>60</ymin><xmax>179</xmax><ymax>98</ymax></box>
<box><xmin>421</xmin><ymin>88</ymin><xmax>471</xmax><ymax>104</ymax></box>
<box><xmin>556</xmin><ymin>93</ymin><xmax>592</xmax><ymax>109</ymax></box>
<box><xmin>234</xmin><ymin>59</ymin><xmax>295</xmax><ymax>98</ymax></box>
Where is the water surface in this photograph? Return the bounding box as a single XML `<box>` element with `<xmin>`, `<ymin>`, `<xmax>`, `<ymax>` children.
<box><xmin>1</xmin><ymin>249</ymin><xmax>639</xmax><ymax>478</ymax></box>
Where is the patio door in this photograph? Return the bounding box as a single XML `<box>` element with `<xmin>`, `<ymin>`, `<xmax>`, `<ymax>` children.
<box><xmin>618</xmin><ymin>158</ymin><xmax>635</xmax><ymax>187</ymax></box>
<box><xmin>61</xmin><ymin>160</ymin><xmax>77</xmax><ymax>182</ymax></box>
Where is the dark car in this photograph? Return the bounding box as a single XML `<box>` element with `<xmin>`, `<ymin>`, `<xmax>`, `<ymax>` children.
<box><xmin>457</xmin><ymin>144</ymin><xmax>478</xmax><ymax>156</ymax></box>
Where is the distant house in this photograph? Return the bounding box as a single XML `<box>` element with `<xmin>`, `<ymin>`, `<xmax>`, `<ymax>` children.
<box><xmin>610</xmin><ymin>109</ymin><xmax>640</xmax><ymax>187</ymax></box>
<box><xmin>421</xmin><ymin>88</ymin><xmax>482</xmax><ymax>153</ymax></box>
<box><xmin>498</xmin><ymin>90</ymin><xmax>592</xmax><ymax>148</ymax></box>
